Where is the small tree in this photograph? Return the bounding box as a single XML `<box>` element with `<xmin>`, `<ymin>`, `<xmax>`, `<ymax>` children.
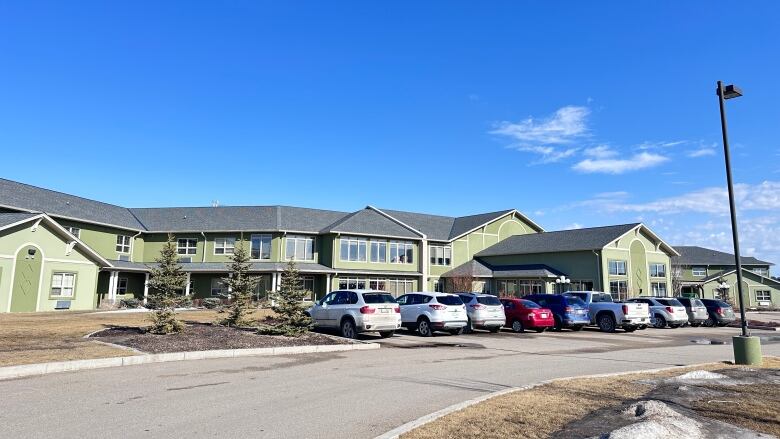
<box><xmin>671</xmin><ymin>264</ymin><xmax>685</xmax><ymax>297</ymax></box>
<box><xmin>147</xmin><ymin>234</ymin><xmax>187</xmax><ymax>334</ymax></box>
<box><xmin>445</xmin><ymin>275</ymin><xmax>475</xmax><ymax>294</ymax></box>
<box><xmin>258</xmin><ymin>260</ymin><xmax>312</xmax><ymax>336</ymax></box>
<box><xmin>220</xmin><ymin>240</ymin><xmax>259</xmax><ymax>327</ymax></box>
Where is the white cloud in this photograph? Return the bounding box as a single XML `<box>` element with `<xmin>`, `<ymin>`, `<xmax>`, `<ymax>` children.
<box><xmin>583</xmin><ymin>145</ymin><xmax>617</xmax><ymax>159</ymax></box>
<box><xmin>572</xmin><ymin>152</ymin><xmax>668</xmax><ymax>174</ymax></box>
<box><xmin>492</xmin><ymin>106</ymin><xmax>589</xmax><ymax>163</ymax></box>
<box><xmin>688</xmin><ymin>147</ymin><xmax>716</xmax><ymax>158</ymax></box>
<box><xmin>637</xmin><ymin>140</ymin><xmax>686</xmax><ymax>150</ymax></box>
<box><xmin>564</xmin><ymin>222</ymin><xmax>583</xmax><ymax>230</ymax></box>
<box><xmin>511</xmin><ymin>145</ymin><xmax>579</xmax><ymax>163</ymax></box>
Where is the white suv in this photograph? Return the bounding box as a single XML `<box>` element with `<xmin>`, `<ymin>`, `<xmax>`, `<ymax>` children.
<box><xmin>308</xmin><ymin>290</ymin><xmax>401</xmax><ymax>339</ymax></box>
<box><xmin>457</xmin><ymin>293</ymin><xmax>506</xmax><ymax>333</ymax></box>
<box><xmin>396</xmin><ymin>292</ymin><xmax>468</xmax><ymax>337</ymax></box>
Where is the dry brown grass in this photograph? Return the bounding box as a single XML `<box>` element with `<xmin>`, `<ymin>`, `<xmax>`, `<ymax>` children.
<box><xmin>0</xmin><ymin>309</ymin><xmax>273</xmax><ymax>366</ymax></box>
<box><xmin>402</xmin><ymin>357</ymin><xmax>780</xmax><ymax>439</ymax></box>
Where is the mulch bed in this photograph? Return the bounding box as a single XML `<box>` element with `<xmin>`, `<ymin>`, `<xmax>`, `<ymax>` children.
<box><xmin>90</xmin><ymin>322</ymin><xmax>350</xmax><ymax>354</ymax></box>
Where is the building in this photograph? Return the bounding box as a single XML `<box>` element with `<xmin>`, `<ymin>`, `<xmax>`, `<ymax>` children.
<box><xmin>673</xmin><ymin>245</ymin><xmax>779</xmax><ymax>308</ymax></box>
<box><xmin>1</xmin><ymin>177</ymin><xmax>682</xmax><ymax>312</ymax></box>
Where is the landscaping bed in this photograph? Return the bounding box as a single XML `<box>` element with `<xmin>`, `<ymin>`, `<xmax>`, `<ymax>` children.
<box><xmin>401</xmin><ymin>357</ymin><xmax>780</xmax><ymax>439</ymax></box>
<box><xmin>90</xmin><ymin>323</ymin><xmax>348</xmax><ymax>353</ymax></box>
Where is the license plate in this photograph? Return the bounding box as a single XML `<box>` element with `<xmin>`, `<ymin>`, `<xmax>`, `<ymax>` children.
<box><xmin>380</xmin><ymin>309</ymin><xmax>390</xmax><ymax>314</ymax></box>
<box><xmin>540</xmin><ymin>313</ymin><xmax>548</xmax><ymax>318</ymax></box>
<box><xmin>577</xmin><ymin>310</ymin><xmax>586</xmax><ymax>314</ymax></box>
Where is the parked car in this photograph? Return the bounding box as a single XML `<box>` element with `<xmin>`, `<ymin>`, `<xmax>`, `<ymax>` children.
<box><xmin>625</xmin><ymin>297</ymin><xmax>688</xmax><ymax>329</ymax></box>
<box><xmin>308</xmin><ymin>290</ymin><xmax>401</xmax><ymax>339</ymax></box>
<box><xmin>457</xmin><ymin>293</ymin><xmax>506</xmax><ymax>333</ymax></box>
<box><xmin>564</xmin><ymin>291</ymin><xmax>650</xmax><ymax>332</ymax></box>
<box><xmin>396</xmin><ymin>292</ymin><xmax>468</xmax><ymax>336</ymax></box>
<box><xmin>500</xmin><ymin>297</ymin><xmax>555</xmax><ymax>333</ymax></box>
<box><xmin>699</xmin><ymin>298</ymin><xmax>737</xmax><ymax>327</ymax></box>
<box><xmin>524</xmin><ymin>294</ymin><xmax>590</xmax><ymax>331</ymax></box>
<box><xmin>675</xmin><ymin>297</ymin><xmax>709</xmax><ymax>327</ymax></box>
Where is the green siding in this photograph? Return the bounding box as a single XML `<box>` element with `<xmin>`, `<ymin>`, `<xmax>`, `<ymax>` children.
<box><xmin>56</xmin><ymin>219</ymin><xmax>141</xmax><ymax>262</ymax></box>
<box><xmin>698</xmin><ymin>270</ymin><xmax>780</xmax><ymax>308</ymax></box>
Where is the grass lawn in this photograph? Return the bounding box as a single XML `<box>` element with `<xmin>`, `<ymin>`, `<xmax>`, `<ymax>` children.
<box><xmin>0</xmin><ymin>309</ymin><xmax>273</xmax><ymax>367</ymax></box>
<box><xmin>402</xmin><ymin>357</ymin><xmax>780</xmax><ymax>439</ymax></box>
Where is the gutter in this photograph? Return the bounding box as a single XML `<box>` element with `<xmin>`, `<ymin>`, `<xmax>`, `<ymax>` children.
<box><xmin>593</xmin><ymin>249</ymin><xmax>602</xmax><ymax>291</ymax></box>
<box><xmin>130</xmin><ymin>231</ymin><xmax>142</xmax><ymax>262</ymax></box>
<box><xmin>201</xmin><ymin>232</ymin><xmax>207</xmax><ymax>262</ymax></box>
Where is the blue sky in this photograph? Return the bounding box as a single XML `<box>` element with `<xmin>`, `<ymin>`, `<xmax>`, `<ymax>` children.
<box><xmin>1</xmin><ymin>2</ymin><xmax>779</xmax><ymax>263</ymax></box>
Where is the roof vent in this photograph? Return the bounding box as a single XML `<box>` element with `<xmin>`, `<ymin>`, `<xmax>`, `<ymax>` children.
<box><xmin>183</xmin><ymin>215</ymin><xmax>187</xmax><ymax>220</ymax></box>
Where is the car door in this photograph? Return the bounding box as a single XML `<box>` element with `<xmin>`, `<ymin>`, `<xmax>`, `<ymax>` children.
<box><xmin>397</xmin><ymin>294</ymin><xmax>415</xmax><ymax>323</ymax></box>
<box><xmin>327</xmin><ymin>291</ymin><xmax>351</xmax><ymax>324</ymax></box>
<box><xmin>313</xmin><ymin>292</ymin><xmax>337</xmax><ymax>327</ymax></box>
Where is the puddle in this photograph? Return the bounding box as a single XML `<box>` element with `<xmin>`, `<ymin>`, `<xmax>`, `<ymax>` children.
<box><xmin>393</xmin><ymin>342</ymin><xmax>484</xmax><ymax>349</ymax></box>
<box><xmin>690</xmin><ymin>338</ymin><xmax>728</xmax><ymax>345</ymax></box>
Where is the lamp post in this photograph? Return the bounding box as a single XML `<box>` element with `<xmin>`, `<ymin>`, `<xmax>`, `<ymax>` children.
<box><xmin>716</xmin><ymin>80</ymin><xmax>762</xmax><ymax>365</ymax></box>
<box><xmin>555</xmin><ymin>275</ymin><xmax>570</xmax><ymax>294</ymax></box>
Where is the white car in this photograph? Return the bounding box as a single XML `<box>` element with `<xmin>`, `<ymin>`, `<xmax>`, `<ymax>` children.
<box><xmin>308</xmin><ymin>290</ymin><xmax>401</xmax><ymax>339</ymax></box>
<box><xmin>396</xmin><ymin>292</ymin><xmax>468</xmax><ymax>336</ymax></box>
<box><xmin>457</xmin><ymin>293</ymin><xmax>506</xmax><ymax>333</ymax></box>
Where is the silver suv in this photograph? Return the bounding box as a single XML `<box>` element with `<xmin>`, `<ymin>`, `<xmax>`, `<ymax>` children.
<box><xmin>397</xmin><ymin>292</ymin><xmax>468</xmax><ymax>337</ymax></box>
<box><xmin>308</xmin><ymin>290</ymin><xmax>401</xmax><ymax>339</ymax></box>
<box><xmin>457</xmin><ymin>293</ymin><xmax>506</xmax><ymax>333</ymax></box>
<box><xmin>625</xmin><ymin>297</ymin><xmax>688</xmax><ymax>329</ymax></box>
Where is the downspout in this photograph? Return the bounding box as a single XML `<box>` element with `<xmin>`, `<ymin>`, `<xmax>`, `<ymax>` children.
<box><xmin>593</xmin><ymin>250</ymin><xmax>602</xmax><ymax>291</ymax></box>
<box><xmin>201</xmin><ymin>232</ymin><xmax>207</xmax><ymax>263</ymax></box>
<box><xmin>130</xmin><ymin>231</ymin><xmax>142</xmax><ymax>262</ymax></box>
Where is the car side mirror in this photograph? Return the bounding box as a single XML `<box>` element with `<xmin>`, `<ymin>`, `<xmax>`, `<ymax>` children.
<box><xmin>320</xmin><ymin>302</ymin><xmax>327</xmax><ymax>308</ymax></box>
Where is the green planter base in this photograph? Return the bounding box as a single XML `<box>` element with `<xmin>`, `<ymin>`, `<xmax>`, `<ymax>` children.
<box><xmin>732</xmin><ymin>336</ymin><xmax>762</xmax><ymax>365</ymax></box>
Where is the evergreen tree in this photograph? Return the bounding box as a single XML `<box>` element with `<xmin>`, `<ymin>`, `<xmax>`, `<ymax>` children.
<box><xmin>146</xmin><ymin>234</ymin><xmax>187</xmax><ymax>334</ymax></box>
<box><xmin>220</xmin><ymin>239</ymin><xmax>259</xmax><ymax>327</ymax></box>
<box><xmin>258</xmin><ymin>259</ymin><xmax>312</xmax><ymax>336</ymax></box>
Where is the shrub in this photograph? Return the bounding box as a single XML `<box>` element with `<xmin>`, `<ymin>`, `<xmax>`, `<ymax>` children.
<box><xmin>120</xmin><ymin>298</ymin><xmax>142</xmax><ymax>309</ymax></box>
<box><xmin>202</xmin><ymin>298</ymin><xmax>222</xmax><ymax>309</ymax></box>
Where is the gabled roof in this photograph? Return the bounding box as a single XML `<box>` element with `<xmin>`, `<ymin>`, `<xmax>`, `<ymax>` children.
<box><xmin>673</xmin><ymin>245</ymin><xmax>773</xmax><ymax>266</ymax></box>
<box><xmin>476</xmin><ymin>223</ymin><xmax>641</xmax><ymax>257</ymax></box>
<box><xmin>440</xmin><ymin>260</ymin><xmax>495</xmax><ymax>278</ymax></box>
<box><xmin>0</xmin><ymin>178</ymin><xmax>145</xmax><ymax>230</ymax></box>
<box><xmin>0</xmin><ymin>212</ymin><xmax>40</xmax><ymax>229</ymax></box>
<box><xmin>321</xmin><ymin>208</ymin><xmax>420</xmax><ymax>238</ymax></box>
<box><xmin>699</xmin><ymin>268</ymin><xmax>780</xmax><ymax>287</ymax></box>
<box><xmin>377</xmin><ymin>208</ymin><xmax>540</xmax><ymax>241</ymax></box>
<box><xmin>440</xmin><ymin>260</ymin><xmax>565</xmax><ymax>278</ymax></box>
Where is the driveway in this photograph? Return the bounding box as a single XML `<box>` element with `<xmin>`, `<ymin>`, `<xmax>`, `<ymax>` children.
<box><xmin>1</xmin><ymin>326</ymin><xmax>779</xmax><ymax>438</ymax></box>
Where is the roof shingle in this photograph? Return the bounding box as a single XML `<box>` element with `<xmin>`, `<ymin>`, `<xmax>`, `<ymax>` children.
<box><xmin>476</xmin><ymin>223</ymin><xmax>640</xmax><ymax>257</ymax></box>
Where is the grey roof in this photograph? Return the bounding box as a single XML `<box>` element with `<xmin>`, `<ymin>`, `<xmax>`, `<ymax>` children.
<box><xmin>331</xmin><ymin>268</ymin><xmax>422</xmax><ymax>276</ymax></box>
<box><xmin>0</xmin><ymin>178</ymin><xmax>145</xmax><ymax>230</ymax></box>
<box><xmin>322</xmin><ymin>208</ymin><xmax>419</xmax><ymax>238</ymax></box>
<box><xmin>379</xmin><ymin>208</ymin><xmax>519</xmax><ymax>241</ymax></box>
<box><xmin>441</xmin><ymin>260</ymin><xmax>564</xmax><ymax>278</ymax></box>
<box><xmin>0</xmin><ymin>212</ymin><xmax>39</xmax><ymax>229</ymax></box>
<box><xmin>441</xmin><ymin>260</ymin><xmax>494</xmax><ymax>278</ymax></box>
<box><xmin>106</xmin><ymin>260</ymin><xmax>335</xmax><ymax>273</ymax></box>
<box><xmin>476</xmin><ymin>223</ymin><xmax>640</xmax><ymax>257</ymax></box>
<box><xmin>673</xmin><ymin>246</ymin><xmax>773</xmax><ymax>266</ymax></box>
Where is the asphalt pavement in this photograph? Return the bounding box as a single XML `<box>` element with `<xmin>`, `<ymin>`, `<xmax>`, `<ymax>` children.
<box><xmin>2</xmin><ymin>326</ymin><xmax>779</xmax><ymax>438</ymax></box>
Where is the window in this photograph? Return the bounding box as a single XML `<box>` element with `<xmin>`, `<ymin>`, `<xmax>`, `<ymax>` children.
<box><xmin>429</xmin><ymin>245</ymin><xmax>452</xmax><ymax>266</ymax></box>
<box><xmin>251</xmin><ymin>234</ymin><xmax>272</xmax><ymax>260</ymax></box>
<box><xmin>117</xmin><ymin>277</ymin><xmax>128</xmax><ymax>295</ymax></box>
<box><xmin>570</xmin><ymin>280</ymin><xmax>594</xmax><ymax>291</ymax></box>
<box><xmin>116</xmin><ymin>235</ymin><xmax>131</xmax><ymax>253</ymax></box>
<box><xmin>651</xmin><ymin>282</ymin><xmax>667</xmax><ymax>297</ymax></box>
<box><xmin>692</xmin><ymin>266</ymin><xmax>706</xmax><ymax>277</ymax></box>
<box><xmin>752</xmin><ymin>268</ymin><xmax>769</xmax><ymax>277</ymax></box>
<box><xmin>609</xmin><ymin>280</ymin><xmax>628</xmax><ymax>301</ymax></box>
<box><xmin>390</xmin><ymin>241</ymin><xmax>414</xmax><ymax>264</ymax></box>
<box><xmin>369</xmin><ymin>279</ymin><xmax>387</xmax><ymax>291</ymax></box>
<box><xmin>177</xmin><ymin>238</ymin><xmax>197</xmax><ymax>255</ymax></box>
<box><xmin>340</xmin><ymin>237</ymin><xmax>367</xmax><ymax>262</ymax></box>
<box><xmin>370</xmin><ymin>241</ymin><xmax>387</xmax><ymax>263</ymax></box>
<box><xmin>51</xmin><ymin>273</ymin><xmax>76</xmax><ymax>297</ymax></box>
<box><xmin>433</xmin><ymin>279</ymin><xmax>444</xmax><ymax>293</ymax></box>
<box><xmin>302</xmin><ymin>276</ymin><xmax>315</xmax><ymax>300</ymax></box>
<box><xmin>286</xmin><ymin>235</ymin><xmax>314</xmax><ymax>261</ymax></box>
<box><xmin>339</xmin><ymin>277</ymin><xmax>367</xmax><ymax>290</ymax></box>
<box><xmin>756</xmin><ymin>290</ymin><xmax>771</xmax><ymax>302</ymax></box>
<box><xmin>66</xmin><ymin>227</ymin><xmax>81</xmax><ymax>239</ymax></box>
<box><xmin>385</xmin><ymin>278</ymin><xmax>414</xmax><ymax>297</ymax></box>
<box><xmin>497</xmin><ymin>280</ymin><xmax>518</xmax><ymax>297</ymax></box>
<box><xmin>518</xmin><ymin>280</ymin><xmax>544</xmax><ymax>295</ymax></box>
<box><xmin>608</xmin><ymin>260</ymin><xmax>627</xmax><ymax>276</ymax></box>
<box><xmin>211</xmin><ymin>278</ymin><xmax>227</xmax><ymax>296</ymax></box>
<box><xmin>649</xmin><ymin>263</ymin><xmax>666</xmax><ymax>278</ymax></box>
<box><xmin>214</xmin><ymin>237</ymin><xmax>236</xmax><ymax>255</ymax></box>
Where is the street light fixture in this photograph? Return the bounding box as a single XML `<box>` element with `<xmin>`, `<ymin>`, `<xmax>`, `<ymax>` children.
<box><xmin>555</xmin><ymin>275</ymin><xmax>570</xmax><ymax>294</ymax></box>
<box><xmin>716</xmin><ymin>80</ymin><xmax>762</xmax><ymax>365</ymax></box>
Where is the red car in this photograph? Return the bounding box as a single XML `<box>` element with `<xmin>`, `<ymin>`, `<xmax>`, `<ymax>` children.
<box><xmin>500</xmin><ymin>298</ymin><xmax>555</xmax><ymax>333</ymax></box>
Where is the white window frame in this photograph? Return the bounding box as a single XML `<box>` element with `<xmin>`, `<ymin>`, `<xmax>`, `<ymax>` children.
<box><xmin>116</xmin><ymin>235</ymin><xmax>131</xmax><ymax>253</ymax></box>
<box><xmin>609</xmin><ymin>280</ymin><xmax>628</xmax><ymax>300</ymax></box>
<box><xmin>756</xmin><ymin>290</ymin><xmax>771</xmax><ymax>302</ymax></box>
<box><xmin>338</xmin><ymin>277</ymin><xmax>367</xmax><ymax>290</ymax></box>
<box><xmin>340</xmin><ymin>236</ymin><xmax>367</xmax><ymax>262</ymax></box>
<box><xmin>285</xmin><ymin>235</ymin><xmax>315</xmax><ymax>261</ymax></box>
<box><xmin>177</xmin><ymin>238</ymin><xmax>198</xmax><ymax>255</ymax></box>
<box><xmin>752</xmin><ymin>267</ymin><xmax>769</xmax><ymax>277</ymax></box>
<box><xmin>369</xmin><ymin>240</ymin><xmax>387</xmax><ymax>263</ymax></box>
<box><xmin>66</xmin><ymin>227</ymin><xmax>81</xmax><ymax>239</ymax></box>
<box><xmin>214</xmin><ymin>237</ymin><xmax>236</xmax><ymax>255</ymax></box>
<box><xmin>651</xmin><ymin>281</ymin><xmax>667</xmax><ymax>297</ymax></box>
<box><xmin>369</xmin><ymin>279</ymin><xmax>387</xmax><ymax>291</ymax></box>
<box><xmin>429</xmin><ymin>245</ymin><xmax>452</xmax><ymax>266</ymax></box>
<box><xmin>649</xmin><ymin>263</ymin><xmax>666</xmax><ymax>278</ymax></box>
<box><xmin>250</xmin><ymin>234</ymin><xmax>272</xmax><ymax>260</ymax></box>
<box><xmin>51</xmin><ymin>272</ymin><xmax>76</xmax><ymax>298</ymax></box>
<box><xmin>608</xmin><ymin>260</ymin><xmax>627</xmax><ymax>276</ymax></box>
<box><xmin>117</xmin><ymin>277</ymin><xmax>128</xmax><ymax>295</ymax></box>
<box><xmin>389</xmin><ymin>241</ymin><xmax>414</xmax><ymax>264</ymax></box>
<box><xmin>692</xmin><ymin>266</ymin><xmax>706</xmax><ymax>277</ymax></box>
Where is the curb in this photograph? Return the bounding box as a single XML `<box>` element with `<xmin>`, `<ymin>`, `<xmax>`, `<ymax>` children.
<box><xmin>0</xmin><ymin>342</ymin><xmax>379</xmax><ymax>382</ymax></box>
<box><xmin>373</xmin><ymin>361</ymin><xmax>735</xmax><ymax>439</ymax></box>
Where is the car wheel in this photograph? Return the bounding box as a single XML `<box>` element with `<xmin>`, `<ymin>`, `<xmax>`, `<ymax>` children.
<box><xmin>417</xmin><ymin>318</ymin><xmax>433</xmax><ymax>337</ymax></box>
<box><xmin>448</xmin><ymin>328</ymin><xmax>464</xmax><ymax>336</ymax></box>
<box><xmin>511</xmin><ymin>319</ymin><xmax>525</xmax><ymax>333</ymax></box>
<box><xmin>705</xmin><ymin>315</ymin><xmax>717</xmax><ymax>327</ymax></box>
<box><xmin>552</xmin><ymin>315</ymin><xmax>563</xmax><ymax>332</ymax></box>
<box><xmin>379</xmin><ymin>331</ymin><xmax>395</xmax><ymax>338</ymax></box>
<box><xmin>571</xmin><ymin>325</ymin><xmax>584</xmax><ymax>332</ymax></box>
<box><xmin>463</xmin><ymin>319</ymin><xmax>474</xmax><ymax>334</ymax></box>
<box><xmin>638</xmin><ymin>325</ymin><xmax>647</xmax><ymax>330</ymax></box>
<box><xmin>690</xmin><ymin>322</ymin><xmax>701</xmax><ymax>328</ymax></box>
<box><xmin>534</xmin><ymin>327</ymin><xmax>546</xmax><ymax>333</ymax></box>
<box><xmin>597</xmin><ymin>314</ymin><xmax>616</xmax><ymax>333</ymax></box>
<box><xmin>653</xmin><ymin>315</ymin><xmax>667</xmax><ymax>329</ymax></box>
<box><xmin>340</xmin><ymin>319</ymin><xmax>357</xmax><ymax>339</ymax></box>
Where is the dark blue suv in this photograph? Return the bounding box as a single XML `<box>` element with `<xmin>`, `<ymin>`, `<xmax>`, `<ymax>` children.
<box><xmin>523</xmin><ymin>294</ymin><xmax>590</xmax><ymax>331</ymax></box>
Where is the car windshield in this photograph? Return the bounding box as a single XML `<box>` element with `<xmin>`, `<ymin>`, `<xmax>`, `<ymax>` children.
<box><xmin>436</xmin><ymin>295</ymin><xmax>464</xmax><ymax>306</ymax></box>
<box><xmin>477</xmin><ymin>296</ymin><xmax>501</xmax><ymax>306</ymax></box>
<box><xmin>566</xmin><ymin>292</ymin><xmax>588</xmax><ymax>302</ymax></box>
<box><xmin>657</xmin><ymin>298</ymin><xmax>683</xmax><ymax>307</ymax></box>
<box><xmin>362</xmin><ymin>293</ymin><xmax>397</xmax><ymax>304</ymax></box>
<box><xmin>563</xmin><ymin>297</ymin><xmax>586</xmax><ymax>307</ymax></box>
<box><xmin>692</xmin><ymin>299</ymin><xmax>705</xmax><ymax>307</ymax></box>
<box><xmin>520</xmin><ymin>300</ymin><xmax>540</xmax><ymax>309</ymax></box>
<box><xmin>715</xmin><ymin>300</ymin><xmax>731</xmax><ymax>308</ymax></box>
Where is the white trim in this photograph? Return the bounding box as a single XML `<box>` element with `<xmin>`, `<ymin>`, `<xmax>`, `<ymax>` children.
<box><xmin>44</xmin><ymin>257</ymin><xmax>94</xmax><ymax>265</ymax></box>
<box><xmin>284</xmin><ymin>235</ymin><xmax>316</xmax><ymax>262</ymax></box>
<box><xmin>30</xmin><ymin>218</ymin><xmax>42</xmax><ymax>232</ymax></box>
<box><xmin>448</xmin><ymin>210</ymin><xmax>544</xmax><ymax>243</ymax></box>
<box><xmin>0</xmin><ymin>204</ymin><xmax>144</xmax><ymax>233</ymax></box>
<box><xmin>0</xmin><ymin>214</ymin><xmax>45</xmax><ymax>234</ymax></box>
<box><xmin>185</xmin><ymin>272</ymin><xmax>191</xmax><ymax>296</ymax></box>
<box><xmin>496</xmin><ymin>217</ymin><xmax>527</xmax><ymax>239</ymax></box>
<box><xmin>212</xmin><ymin>237</ymin><xmax>236</xmax><ymax>256</ymax></box>
<box><xmin>7</xmin><ymin>242</ymin><xmax>46</xmax><ymax>312</ymax></box>
<box><xmin>249</xmin><ymin>234</ymin><xmax>273</xmax><ymax>261</ymax></box>
<box><xmin>610</xmin><ymin>223</ymin><xmax>680</xmax><ymax>257</ymax></box>
<box><xmin>0</xmin><ymin>254</ymin><xmax>14</xmax><ymax>260</ymax></box>
<box><xmin>143</xmin><ymin>273</ymin><xmax>149</xmax><ymax>305</ymax></box>
<box><xmin>628</xmin><ymin>238</ymin><xmax>650</xmax><ymax>295</ymax></box>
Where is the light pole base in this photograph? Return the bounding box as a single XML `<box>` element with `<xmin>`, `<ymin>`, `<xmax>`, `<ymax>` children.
<box><xmin>732</xmin><ymin>336</ymin><xmax>762</xmax><ymax>365</ymax></box>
